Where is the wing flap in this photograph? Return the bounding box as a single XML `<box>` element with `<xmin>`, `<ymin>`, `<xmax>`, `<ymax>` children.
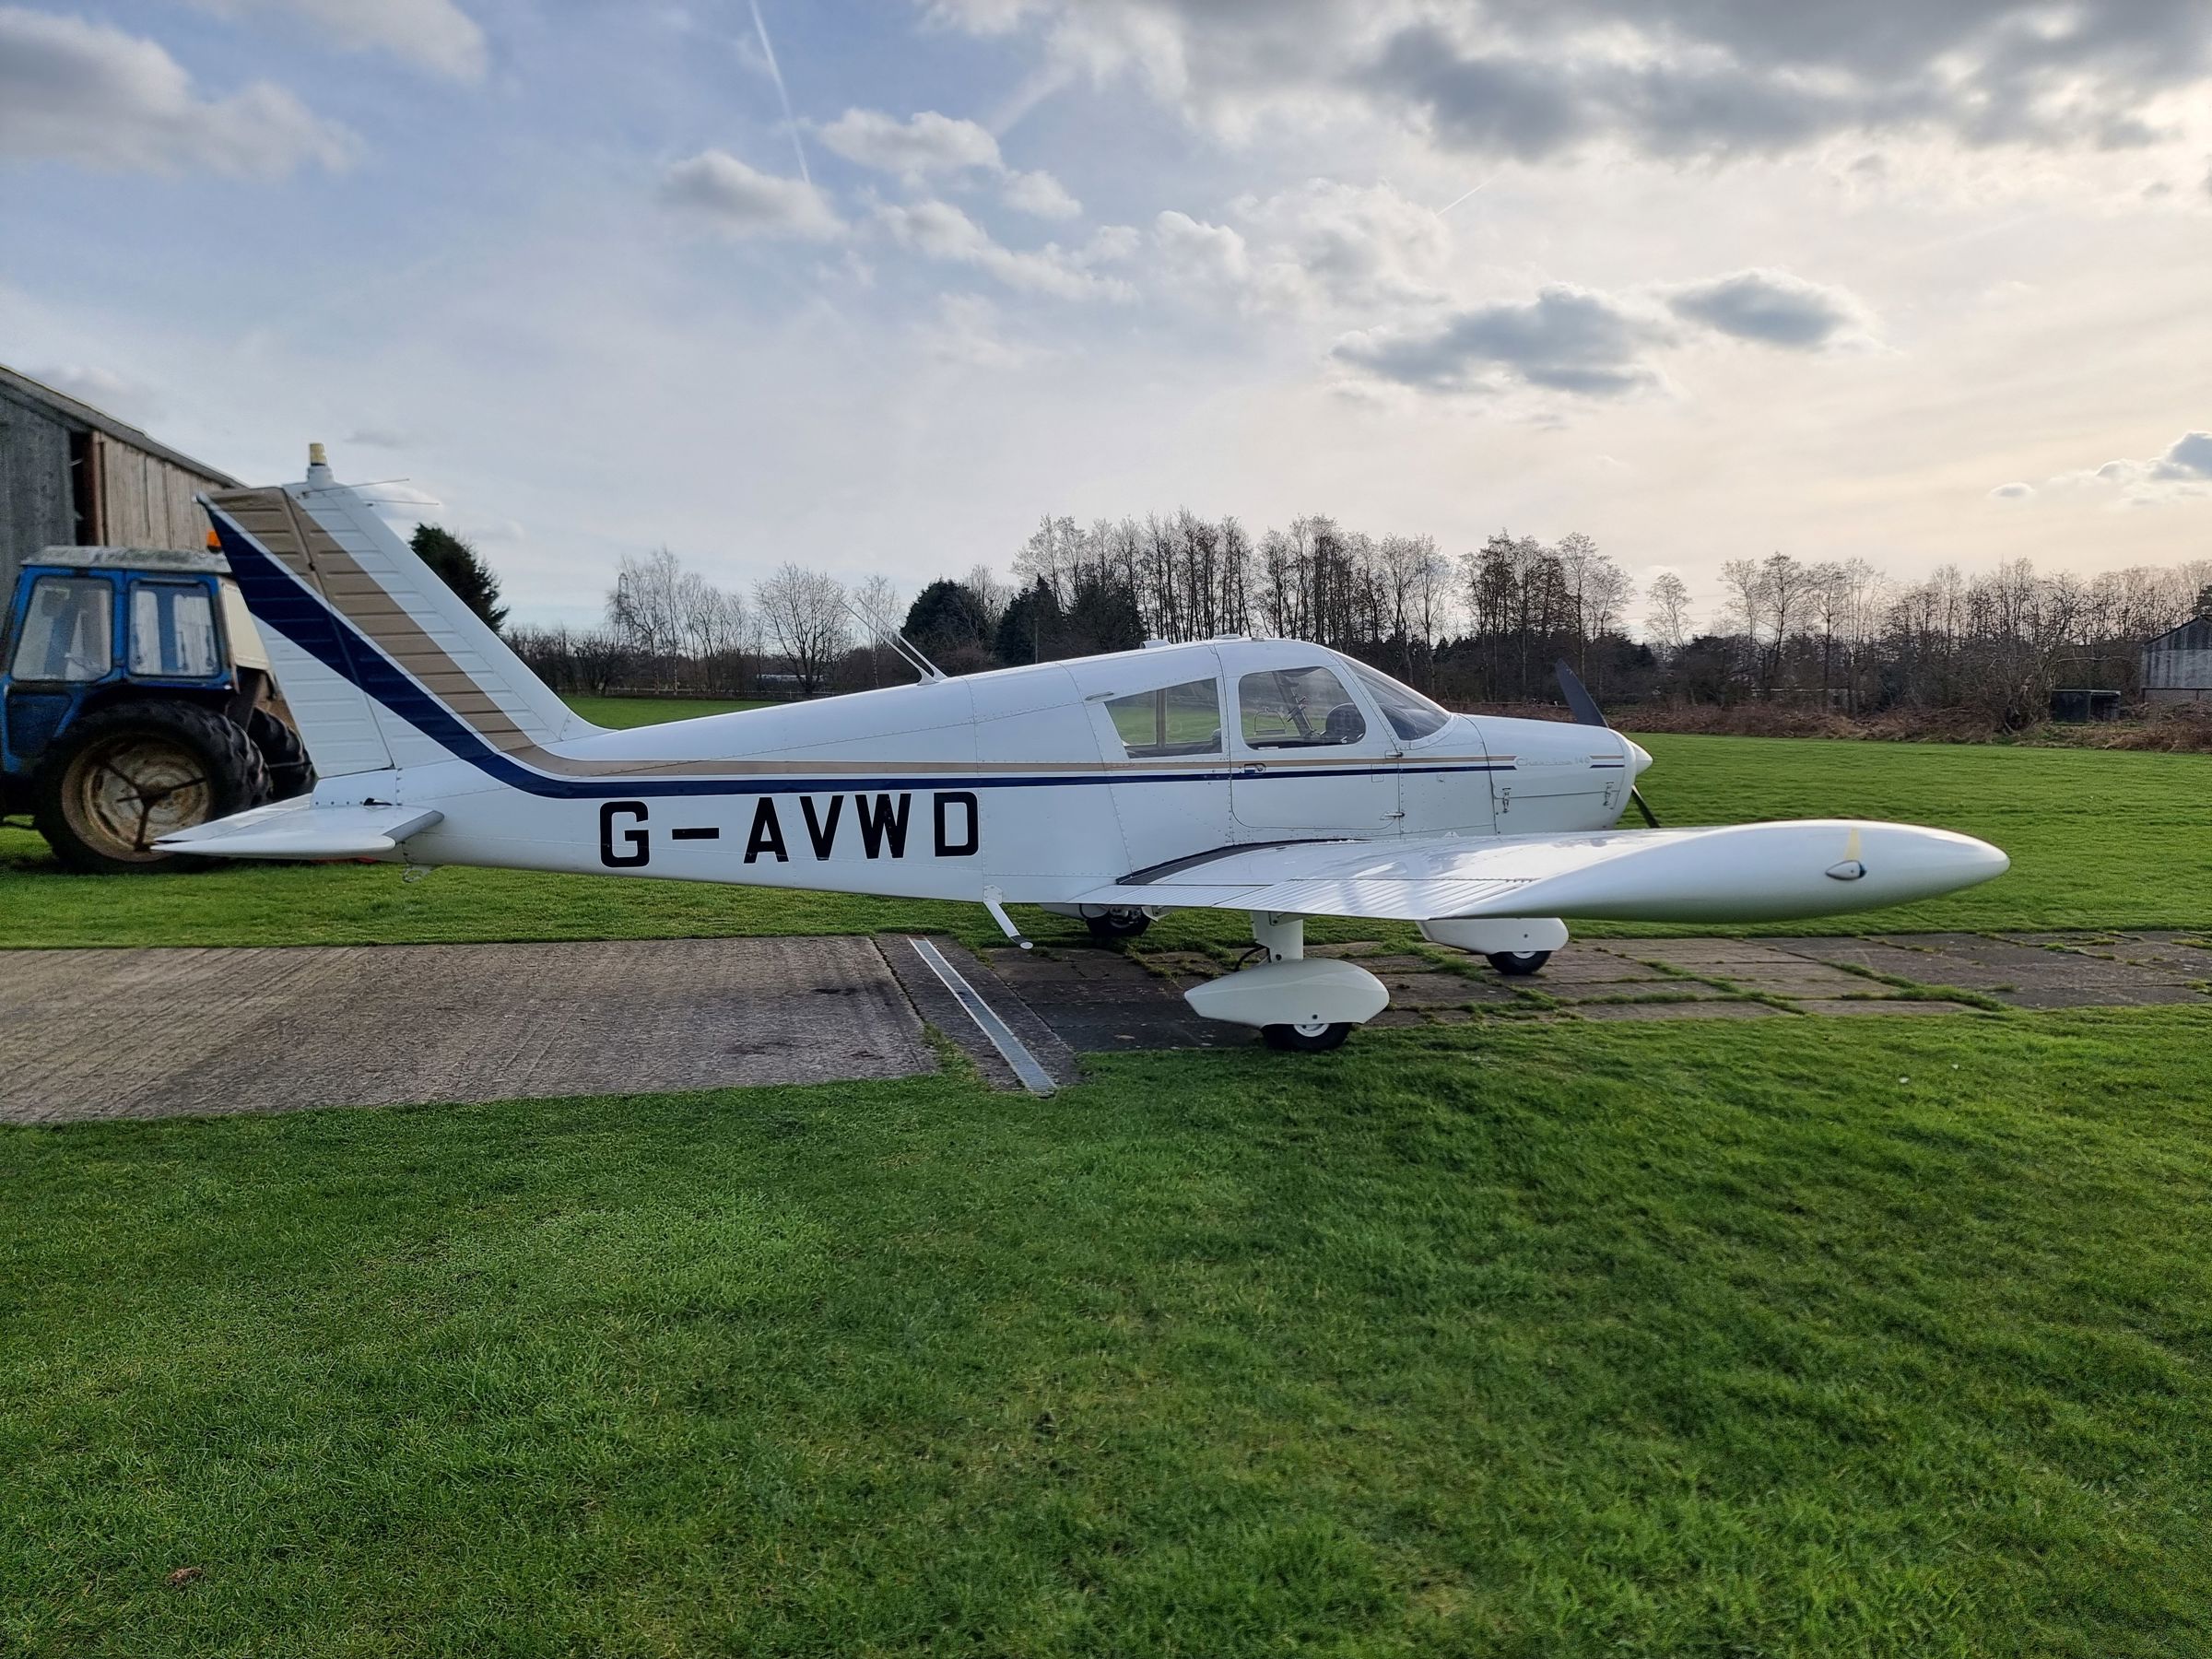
<box><xmin>156</xmin><ymin>798</ymin><xmax>443</xmax><ymax>861</ymax></box>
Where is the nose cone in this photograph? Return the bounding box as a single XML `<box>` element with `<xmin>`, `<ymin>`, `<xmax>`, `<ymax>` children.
<box><xmin>1626</xmin><ymin>738</ymin><xmax>1653</xmax><ymax>776</ymax></box>
<box><xmin>1962</xmin><ymin>833</ymin><xmax>2009</xmax><ymax>882</ymax></box>
<box><xmin>1865</xmin><ymin>823</ymin><xmax>2009</xmax><ymax>901</ymax></box>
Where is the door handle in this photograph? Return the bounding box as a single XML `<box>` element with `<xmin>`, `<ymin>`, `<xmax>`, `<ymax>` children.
<box><xmin>1236</xmin><ymin>763</ymin><xmax>1265</xmax><ymax>777</ymax></box>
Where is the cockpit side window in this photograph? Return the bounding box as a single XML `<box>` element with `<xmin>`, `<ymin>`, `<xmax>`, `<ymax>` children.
<box><xmin>1104</xmin><ymin>677</ymin><xmax>1223</xmax><ymax>759</ymax></box>
<box><xmin>1237</xmin><ymin>666</ymin><xmax>1366</xmax><ymax>748</ymax></box>
<box><xmin>1345</xmin><ymin>660</ymin><xmax>1451</xmax><ymax>742</ymax></box>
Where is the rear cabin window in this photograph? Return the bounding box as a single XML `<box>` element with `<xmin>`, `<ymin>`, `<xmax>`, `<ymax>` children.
<box><xmin>1347</xmin><ymin>660</ymin><xmax>1451</xmax><ymax>741</ymax></box>
<box><xmin>10</xmin><ymin>577</ymin><xmax>112</xmax><ymax>682</ymax></box>
<box><xmin>129</xmin><ymin>582</ymin><xmax>220</xmax><ymax>678</ymax></box>
<box><xmin>1238</xmin><ymin>666</ymin><xmax>1366</xmax><ymax>748</ymax></box>
<box><xmin>1105</xmin><ymin>678</ymin><xmax>1223</xmax><ymax>759</ymax></box>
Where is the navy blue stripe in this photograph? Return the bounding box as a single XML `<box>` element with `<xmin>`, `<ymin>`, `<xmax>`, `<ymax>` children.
<box><xmin>214</xmin><ymin>512</ymin><xmax>1513</xmax><ymax>800</ymax></box>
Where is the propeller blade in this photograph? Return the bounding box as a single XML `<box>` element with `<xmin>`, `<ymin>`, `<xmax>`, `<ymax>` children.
<box><xmin>1553</xmin><ymin>657</ymin><xmax>1608</xmax><ymax>728</ymax></box>
<box><xmin>1553</xmin><ymin>658</ymin><xmax>1659</xmax><ymax>825</ymax></box>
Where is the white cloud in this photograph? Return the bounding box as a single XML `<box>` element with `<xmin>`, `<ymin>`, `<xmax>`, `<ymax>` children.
<box><xmin>1154</xmin><ymin>209</ymin><xmax>1249</xmax><ymax>285</ymax></box>
<box><xmin>189</xmin><ymin>0</ymin><xmax>487</xmax><ymax>80</ymax></box>
<box><xmin>1002</xmin><ymin>168</ymin><xmax>1081</xmax><ymax>218</ymax></box>
<box><xmin>927</xmin><ymin>1</ymin><xmax>2212</xmax><ymax>167</ymax></box>
<box><xmin>0</xmin><ymin>6</ymin><xmax>355</xmax><ymax>175</ymax></box>
<box><xmin>1330</xmin><ymin>265</ymin><xmax>1879</xmax><ymax>399</ymax></box>
<box><xmin>25</xmin><ymin>363</ymin><xmax>161</xmax><ymax>423</ymax></box>
<box><xmin>876</xmin><ymin>198</ymin><xmax>1127</xmax><ymax>299</ymax></box>
<box><xmin>820</xmin><ymin>108</ymin><xmax>1001</xmax><ymax>176</ymax></box>
<box><xmin>919</xmin><ymin>293</ymin><xmax>1043</xmax><ymax>368</ymax></box>
<box><xmin>1989</xmin><ymin>481</ymin><xmax>2035</xmax><ymax>501</ymax></box>
<box><xmin>1232</xmin><ymin>178</ymin><xmax>1453</xmax><ymax>309</ymax></box>
<box><xmin>1664</xmin><ymin>268</ymin><xmax>1875</xmax><ymax>350</ymax></box>
<box><xmin>2026</xmin><ymin>429</ymin><xmax>2212</xmax><ymax>507</ymax></box>
<box><xmin>661</xmin><ymin>150</ymin><xmax>843</xmax><ymax>240</ymax></box>
<box><xmin>1335</xmin><ymin>285</ymin><xmax>1679</xmax><ymax>399</ymax></box>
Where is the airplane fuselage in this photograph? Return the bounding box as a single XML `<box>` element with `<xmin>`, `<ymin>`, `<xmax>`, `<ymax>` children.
<box><xmin>372</xmin><ymin>638</ymin><xmax>1638</xmax><ymax>904</ymax></box>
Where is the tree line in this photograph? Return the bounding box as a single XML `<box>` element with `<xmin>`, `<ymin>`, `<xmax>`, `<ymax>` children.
<box><xmin>469</xmin><ymin>513</ymin><xmax>2212</xmax><ymax>726</ymax></box>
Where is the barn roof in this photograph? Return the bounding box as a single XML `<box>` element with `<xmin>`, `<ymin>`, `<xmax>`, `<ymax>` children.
<box><xmin>2143</xmin><ymin>616</ymin><xmax>2212</xmax><ymax>652</ymax></box>
<box><xmin>0</xmin><ymin>362</ymin><xmax>238</xmax><ymax>488</ymax></box>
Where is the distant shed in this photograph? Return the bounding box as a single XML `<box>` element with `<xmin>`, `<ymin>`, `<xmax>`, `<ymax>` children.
<box><xmin>0</xmin><ymin>363</ymin><xmax>238</xmax><ymax>597</ymax></box>
<box><xmin>2141</xmin><ymin>589</ymin><xmax>2212</xmax><ymax>705</ymax></box>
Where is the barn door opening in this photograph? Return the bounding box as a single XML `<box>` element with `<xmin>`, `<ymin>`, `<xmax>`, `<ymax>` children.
<box><xmin>67</xmin><ymin>429</ymin><xmax>103</xmax><ymax>546</ymax></box>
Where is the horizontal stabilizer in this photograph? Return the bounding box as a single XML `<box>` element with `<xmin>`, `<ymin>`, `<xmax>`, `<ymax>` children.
<box><xmin>156</xmin><ymin>798</ymin><xmax>443</xmax><ymax>862</ymax></box>
<box><xmin>1077</xmin><ymin>819</ymin><xmax>2008</xmax><ymax>924</ymax></box>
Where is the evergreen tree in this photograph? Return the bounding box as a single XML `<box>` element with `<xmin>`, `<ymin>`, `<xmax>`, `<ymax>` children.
<box><xmin>901</xmin><ymin>578</ymin><xmax>991</xmax><ymax>658</ymax></box>
<box><xmin>994</xmin><ymin>578</ymin><xmax>1063</xmax><ymax>665</ymax></box>
<box><xmin>410</xmin><ymin>524</ymin><xmax>508</xmax><ymax>630</ymax></box>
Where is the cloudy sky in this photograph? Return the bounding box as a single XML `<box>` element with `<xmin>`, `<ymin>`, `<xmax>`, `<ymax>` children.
<box><xmin>4</xmin><ymin>0</ymin><xmax>2209</xmax><ymax>629</ymax></box>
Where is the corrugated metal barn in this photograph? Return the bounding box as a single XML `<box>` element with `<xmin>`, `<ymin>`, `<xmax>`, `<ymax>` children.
<box><xmin>2142</xmin><ymin>591</ymin><xmax>2212</xmax><ymax>705</ymax></box>
<box><xmin>0</xmin><ymin>363</ymin><xmax>238</xmax><ymax>597</ymax></box>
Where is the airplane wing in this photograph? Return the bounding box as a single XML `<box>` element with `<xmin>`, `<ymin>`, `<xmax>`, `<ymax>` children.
<box><xmin>156</xmin><ymin>798</ymin><xmax>444</xmax><ymax>861</ymax></box>
<box><xmin>1070</xmin><ymin>818</ymin><xmax>2006</xmax><ymax>924</ymax></box>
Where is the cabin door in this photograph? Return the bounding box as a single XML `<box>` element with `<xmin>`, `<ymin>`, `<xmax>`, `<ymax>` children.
<box><xmin>1228</xmin><ymin>661</ymin><xmax>1403</xmax><ymax>836</ymax></box>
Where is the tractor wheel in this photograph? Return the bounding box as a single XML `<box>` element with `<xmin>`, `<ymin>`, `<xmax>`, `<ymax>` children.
<box><xmin>249</xmin><ymin>707</ymin><xmax>315</xmax><ymax>800</ymax></box>
<box><xmin>32</xmin><ymin>700</ymin><xmax>269</xmax><ymax>875</ymax></box>
<box><xmin>1261</xmin><ymin>1019</ymin><xmax>1353</xmax><ymax>1053</ymax></box>
<box><xmin>1085</xmin><ymin>909</ymin><xmax>1152</xmax><ymax>941</ymax></box>
<box><xmin>1486</xmin><ymin>949</ymin><xmax>1552</xmax><ymax>977</ymax></box>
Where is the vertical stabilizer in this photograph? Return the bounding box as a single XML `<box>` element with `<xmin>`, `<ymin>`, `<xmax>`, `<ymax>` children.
<box><xmin>205</xmin><ymin>457</ymin><xmax>594</xmax><ymax>781</ymax></box>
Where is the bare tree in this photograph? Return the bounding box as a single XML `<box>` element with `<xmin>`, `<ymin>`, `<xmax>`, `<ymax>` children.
<box><xmin>753</xmin><ymin>562</ymin><xmax>850</xmax><ymax>697</ymax></box>
<box><xmin>1644</xmin><ymin>571</ymin><xmax>1693</xmax><ymax>659</ymax></box>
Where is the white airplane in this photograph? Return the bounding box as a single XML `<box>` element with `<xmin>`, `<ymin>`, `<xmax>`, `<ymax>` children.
<box><xmin>164</xmin><ymin>453</ymin><xmax>2008</xmax><ymax>1051</ymax></box>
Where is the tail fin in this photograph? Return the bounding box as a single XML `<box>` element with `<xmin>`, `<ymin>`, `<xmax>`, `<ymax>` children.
<box><xmin>205</xmin><ymin>463</ymin><xmax>594</xmax><ymax>781</ymax></box>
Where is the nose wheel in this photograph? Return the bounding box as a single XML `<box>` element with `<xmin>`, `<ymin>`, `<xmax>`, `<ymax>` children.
<box><xmin>1085</xmin><ymin>908</ymin><xmax>1152</xmax><ymax>941</ymax></box>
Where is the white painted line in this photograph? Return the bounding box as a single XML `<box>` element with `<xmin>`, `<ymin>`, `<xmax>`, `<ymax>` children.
<box><xmin>906</xmin><ymin>937</ymin><xmax>1057</xmax><ymax>1098</ymax></box>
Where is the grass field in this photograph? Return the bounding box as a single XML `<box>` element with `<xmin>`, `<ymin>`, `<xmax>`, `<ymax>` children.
<box><xmin>7</xmin><ymin>696</ymin><xmax>2212</xmax><ymax>1653</ymax></box>
<box><xmin>3</xmin><ymin>700</ymin><xmax>2205</xmax><ymax>948</ymax></box>
<box><xmin>6</xmin><ymin>1008</ymin><xmax>2212</xmax><ymax>1655</ymax></box>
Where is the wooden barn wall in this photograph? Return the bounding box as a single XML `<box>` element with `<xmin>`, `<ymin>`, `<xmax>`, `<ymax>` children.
<box><xmin>98</xmin><ymin>437</ymin><xmax>215</xmax><ymax>552</ymax></box>
<box><xmin>0</xmin><ymin>397</ymin><xmax>75</xmax><ymax>598</ymax></box>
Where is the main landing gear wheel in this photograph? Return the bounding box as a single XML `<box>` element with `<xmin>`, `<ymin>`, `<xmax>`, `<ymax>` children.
<box><xmin>1486</xmin><ymin>949</ymin><xmax>1552</xmax><ymax>977</ymax></box>
<box><xmin>1262</xmin><ymin>1019</ymin><xmax>1352</xmax><ymax>1053</ymax></box>
<box><xmin>1086</xmin><ymin>909</ymin><xmax>1152</xmax><ymax>941</ymax></box>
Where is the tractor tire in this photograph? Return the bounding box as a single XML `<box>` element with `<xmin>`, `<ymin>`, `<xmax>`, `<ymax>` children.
<box><xmin>249</xmin><ymin>707</ymin><xmax>315</xmax><ymax>800</ymax></box>
<box><xmin>32</xmin><ymin>700</ymin><xmax>269</xmax><ymax>875</ymax></box>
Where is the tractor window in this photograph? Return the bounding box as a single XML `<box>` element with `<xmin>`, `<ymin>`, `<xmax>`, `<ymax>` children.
<box><xmin>10</xmin><ymin>578</ymin><xmax>112</xmax><ymax>683</ymax></box>
<box><xmin>1105</xmin><ymin>678</ymin><xmax>1222</xmax><ymax>759</ymax></box>
<box><xmin>1238</xmin><ymin>666</ymin><xmax>1366</xmax><ymax>748</ymax></box>
<box><xmin>129</xmin><ymin>582</ymin><xmax>220</xmax><ymax>678</ymax></box>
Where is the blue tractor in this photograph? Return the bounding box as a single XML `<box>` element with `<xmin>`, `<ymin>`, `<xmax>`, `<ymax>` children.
<box><xmin>0</xmin><ymin>545</ymin><xmax>312</xmax><ymax>873</ymax></box>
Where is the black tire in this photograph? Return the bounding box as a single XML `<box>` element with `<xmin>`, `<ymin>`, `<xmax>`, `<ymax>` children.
<box><xmin>32</xmin><ymin>700</ymin><xmax>269</xmax><ymax>875</ymax></box>
<box><xmin>1486</xmin><ymin>949</ymin><xmax>1552</xmax><ymax>977</ymax></box>
<box><xmin>1261</xmin><ymin>1020</ymin><xmax>1353</xmax><ymax>1053</ymax></box>
<box><xmin>1086</xmin><ymin>909</ymin><xmax>1152</xmax><ymax>941</ymax></box>
<box><xmin>248</xmin><ymin>707</ymin><xmax>315</xmax><ymax>800</ymax></box>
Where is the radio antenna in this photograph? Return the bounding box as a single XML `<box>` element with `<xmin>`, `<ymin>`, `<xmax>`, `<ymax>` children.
<box><xmin>842</xmin><ymin>595</ymin><xmax>945</xmax><ymax>684</ymax></box>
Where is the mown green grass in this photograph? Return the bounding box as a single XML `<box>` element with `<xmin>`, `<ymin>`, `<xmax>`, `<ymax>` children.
<box><xmin>568</xmin><ymin>693</ymin><xmax>771</xmax><ymax>728</ymax></box>
<box><xmin>3</xmin><ymin>705</ymin><xmax>2205</xmax><ymax>949</ymax></box>
<box><xmin>6</xmin><ymin>1007</ymin><xmax>2211</xmax><ymax>1656</ymax></box>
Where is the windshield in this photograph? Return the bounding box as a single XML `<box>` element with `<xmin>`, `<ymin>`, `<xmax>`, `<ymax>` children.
<box><xmin>1346</xmin><ymin>660</ymin><xmax>1451</xmax><ymax>742</ymax></box>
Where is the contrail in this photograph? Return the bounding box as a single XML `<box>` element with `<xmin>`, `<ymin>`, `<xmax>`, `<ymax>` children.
<box><xmin>1436</xmin><ymin>171</ymin><xmax>1501</xmax><ymax>216</ymax></box>
<box><xmin>747</xmin><ymin>0</ymin><xmax>810</xmax><ymax>185</ymax></box>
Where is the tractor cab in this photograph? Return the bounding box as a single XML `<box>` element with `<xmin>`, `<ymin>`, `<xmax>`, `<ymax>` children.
<box><xmin>0</xmin><ymin>547</ymin><xmax>311</xmax><ymax>873</ymax></box>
